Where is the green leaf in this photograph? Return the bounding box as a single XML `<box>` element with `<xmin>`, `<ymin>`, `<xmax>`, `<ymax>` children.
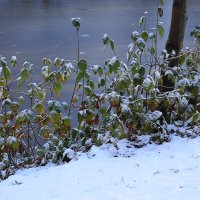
<box><xmin>41</xmin><ymin>66</ymin><xmax>50</xmax><ymax>78</ymax></box>
<box><xmin>150</xmin><ymin>47</ymin><xmax>156</xmax><ymax>55</ymax></box>
<box><xmin>21</xmin><ymin>68</ymin><xmax>29</xmax><ymax>82</ymax></box>
<box><xmin>157</xmin><ymin>24</ymin><xmax>164</xmax><ymax>38</ymax></box>
<box><xmin>62</xmin><ymin>116</ymin><xmax>71</xmax><ymax>127</ymax></box>
<box><xmin>89</xmin><ymin>81</ymin><xmax>95</xmax><ymax>91</ymax></box>
<box><xmin>139</xmin><ymin>66</ymin><xmax>145</xmax><ymax>76</ymax></box>
<box><xmin>78</xmin><ymin>59</ymin><xmax>87</xmax><ymax>72</ymax></box>
<box><xmin>11</xmin><ymin>56</ymin><xmax>17</xmax><ymax>67</ymax></box>
<box><xmin>0</xmin><ymin>57</ymin><xmax>7</xmax><ymax>67</ymax></box>
<box><xmin>3</xmin><ymin>65</ymin><xmax>11</xmax><ymax>80</ymax></box>
<box><xmin>143</xmin><ymin>77</ymin><xmax>155</xmax><ymax>92</ymax></box>
<box><xmin>99</xmin><ymin>107</ymin><xmax>107</xmax><ymax>118</ymax></box>
<box><xmin>76</xmin><ymin>72</ymin><xmax>84</xmax><ymax>84</ymax></box>
<box><xmin>192</xmin><ymin>112</ymin><xmax>200</xmax><ymax>124</ymax></box>
<box><xmin>103</xmin><ymin>34</ymin><xmax>110</xmax><ymax>45</ymax></box>
<box><xmin>43</xmin><ymin>58</ymin><xmax>52</xmax><ymax>67</ymax></box>
<box><xmin>9</xmin><ymin>139</ymin><xmax>20</xmax><ymax>152</ymax></box>
<box><xmin>56</xmin><ymin>71</ymin><xmax>64</xmax><ymax>83</ymax></box>
<box><xmin>98</xmin><ymin>78</ymin><xmax>105</xmax><ymax>88</ymax></box>
<box><xmin>179</xmin><ymin>54</ymin><xmax>186</xmax><ymax>65</ymax></box>
<box><xmin>0</xmin><ymin>87</ymin><xmax>3</xmax><ymax>99</ymax></box>
<box><xmin>53</xmin><ymin>82</ymin><xmax>62</xmax><ymax>99</ymax></box>
<box><xmin>34</xmin><ymin>103</ymin><xmax>45</xmax><ymax>114</ymax></box>
<box><xmin>71</xmin><ymin>128</ymin><xmax>79</xmax><ymax>139</ymax></box>
<box><xmin>191</xmin><ymin>86</ymin><xmax>199</xmax><ymax>96</ymax></box>
<box><xmin>39</xmin><ymin>89</ymin><xmax>46</xmax><ymax>102</ymax></box>
<box><xmin>71</xmin><ymin>17</ymin><xmax>81</xmax><ymax>29</ymax></box>
<box><xmin>84</xmin><ymin>86</ymin><xmax>92</xmax><ymax>96</ymax></box>
<box><xmin>78</xmin><ymin>112</ymin><xmax>84</xmax><ymax>124</ymax></box>
<box><xmin>54</xmin><ymin>57</ymin><xmax>61</xmax><ymax>67</ymax></box>
<box><xmin>28</xmin><ymin>89</ymin><xmax>39</xmax><ymax>98</ymax></box>
<box><xmin>157</xmin><ymin>7</ymin><xmax>164</xmax><ymax>17</ymax></box>
<box><xmin>50</xmin><ymin>110</ymin><xmax>61</xmax><ymax>123</ymax></box>
<box><xmin>133</xmin><ymin>73</ymin><xmax>143</xmax><ymax>86</ymax></box>
<box><xmin>84</xmin><ymin>71</ymin><xmax>90</xmax><ymax>81</ymax></box>
<box><xmin>110</xmin><ymin>40</ymin><xmax>115</xmax><ymax>51</ymax></box>
<box><xmin>97</xmin><ymin>67</ymin><xmax>103</xmax><ymax>77</ymax></box>
<box><xmin>16</xmin><ymin>114</ymin><xmax>24</xmax><ymax>124</ymax></box>
<box><xmin>0</xmin><ymin>114</ymin><xmax>4</xmax><ymax>123</ymax></box>
<box><xmin>18</xmin><ymin>96</ymin><xmax>24</xmax><ymax>105</ymax></box>
<box><xmin>108</xmin><ymin>57</ymin><xmax>120</xmax><ymax>73</ymax></box>
<box><xmin>131</xmin><ymin>31</ymin><xmax>139</xmax><ymax>41</ymax></box>
<box><xmin>136</xmin><ymin>38</ymin><xmax>146</xmax><ymax>50</ymax></box>
<box><xmin>159</xmin><ymin>0</ymin><xmax>165</xmax><ymax>6</ymax></box>
<box><xmin>18</xmin><ymin>83</ymin><xmax>22</xmax><ymax>91</ymax></box>
<box><xmin>141</xmin><ymin>31</ymin><xmax>149</xmax><ymax>42</ymax></box>
<box><xmin>139</xmin><ymin>16</ymin><xmax>146</xmax><ymax>27</ymax></box>
<box><xmin>41</xmin><ymin>126</ymin><xmax>51</xmax><ymax>139</ymax></box>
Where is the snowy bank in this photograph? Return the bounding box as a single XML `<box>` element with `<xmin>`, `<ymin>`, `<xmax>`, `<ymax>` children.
<box><xmin>1</xmin><ymin>136</ymin><xmax>200</xmax><ymax>200</ymax></box>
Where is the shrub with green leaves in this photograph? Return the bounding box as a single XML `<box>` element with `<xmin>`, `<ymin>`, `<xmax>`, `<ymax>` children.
<box><xmin>0</xmin><ymin>0</ymin><xmax>200</xmax><ymax>180</ymax></box>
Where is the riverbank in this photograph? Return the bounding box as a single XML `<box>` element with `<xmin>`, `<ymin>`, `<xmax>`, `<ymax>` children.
<box><xmin>1</xmin><ymin>135</ymin><xmax>200</xmax><ymax>200</ymax></box>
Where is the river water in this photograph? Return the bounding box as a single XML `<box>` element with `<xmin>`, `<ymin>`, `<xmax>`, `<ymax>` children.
<box><xmin>0</xmin><ymin>0</ymin><xmax>200</xmax><ymax>67</ymax></box>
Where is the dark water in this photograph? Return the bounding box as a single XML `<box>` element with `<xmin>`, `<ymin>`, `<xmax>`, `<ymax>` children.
<box><xmin>0</xmin><ymin>0</ymin><xmax>200</xmax><ymax>67</ymax></box>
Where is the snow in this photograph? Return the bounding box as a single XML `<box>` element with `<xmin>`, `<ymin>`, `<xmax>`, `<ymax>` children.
<box><xmin>131</xmin><ymin>31</ymin><xmax>139</xmax><ymax>37</ymax></box>
<box><xmin>177</xmin><ymin>78</ymin><xmax>191</xmax><ymax>87</ymax></box>
<box><xmin>0</xmin><ymin>57</ymin><xmax>7</xmax><ymax>65</ymax></box>
<box><xmin>108</xmin><ymin>56</ymin><xmax>118</xmax><ymax>66</ymax></box>
<box><xmin>71</xmin><ymin>17</ymin><xmax>81</xmax><ymax>21</ymax></box>
<box><xmin>165</xmin><ymin>69</ymin><xmax>173</xmax><ymax>76</ymax></box>
<box><xmin>103</xmin><ymin>33</ymin><xmax>109</xmax><ymax>39</ymax></box>
<box><xmin>63</xmin><ymin>148</ymin><xmax>77</xmax><ymax>160</ymax></box>
<box><xmin>180</xmin><ymin>97</ymin><xmax>188</xmax><ymax>107</ymax></box>
<box><xmin>92</xmin><ymin>65</ymin><xmax>99</xmax><ymax>73</ymax></box>
<box><xmin>146</xmin><ymin>110</ymin><xmax>162</xmax><ymax>121</ymax></box>
<box><xmin>6</xmin><ymin>136</ymin><xmax>17</xmax><ymax>144</ymax></box>
<box><xmin>155</xmin><ymin>71</ymin><xmax>161</xmax><ymax>80</ymax></box>
<box><xmin>136</xmin><ymin>37</ymin><xmax>145</xmax><ymax>44</ymax></box>
<box><xmin>1</xmin><ymin>136</ymin><xmax>200</xmax><ymax>200</ymax></box>
<box><xmin>143</xmin><ymin>77</ymin><xmax>154</xmax><ymax>89</ymax></box>
<box><xmin>11</xmin><ymin>56</ymin><xmax>17</xmax><ymax>62</ymax></box>
<box><xmin>0</xmin><ymin>137</ymin><xmax>4</xmax><ymax>145</ymax></box>
<box><xmin>80</xmin><ymin>34</ymin><xmax>90</xmax><ymax>38</ymax></box>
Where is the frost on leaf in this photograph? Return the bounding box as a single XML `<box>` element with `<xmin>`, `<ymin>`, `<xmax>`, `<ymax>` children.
<box><xmin>71</xmin><ymin>17</ymin><xmax>81</xmax><ymax>29</ymax></box>
<box><xmin>136</xmin><ymin>37</ymin><xmax>145</xmax><ymax>49</ymax></box>
<box><xmin>103</xmin><ymin>34</ymin><xmax>110</xmax><ymax>45</ymax></box>
<box><xmin>143</xmin><ymin>77</ymin><xmax>155</xmax><ymax>92</ymax></box>
<box><xmin>62</xmin><ymin>148</ymin><xmax>77</xmax><ymax>163</ymax></box>
<box><xmin>11</xmin><ymin>56</ymin><xmax>17</xmax><ymax>62</ymax></box>
<box><xmin>146</xmin><ymin>110</ymin><xmax>162</xmax><ymax>121</ymax></box>
<box><xmin>165</xmin><ymin>70</ymin><xmax>173</xmax><ymax>76</ymax></box>
<box><xmin>0</xmin><ymin>138</ymin><xmax>4</xmax><ymax>146</ymax></box>
<box><xmin>149</xmin><ymin>32</ymin><xmax>156</xmax><ymax>39</ymax></box>
<box><xmin>155</xmin><ymin>71</ymin><xmax>161</xmax><ymax>80</ymax></box>
<box><xmin>131</xmin><ymin>31</ymin><xmax>139</xmax><ymax>41</ymax></box>
<box><xmin>177</xmin><ymin>78</ymin><xmax>191</xmax><ymax>87</ymax></box>
<box><xmin>108</xmin><ymin>56</ymin><xmax>118</xmax><ymax>66</ymax></box>
<box><xmin>41</xmin><ymin>66</ymin><xmax>50</xmax><ymax>78</ymax></box>
<box><xmin>0</xmin><ymin>57</ymin><xmax>7</xmax><ymax>66</ymax></box>
<box><xmin>6</xmin><ymin>136</ymin><xmax>17</xmax><ymax>144</ymax></box>
<box><xmin>179</xmin><ymin>97</ymin><xmax>188</xmax><ymax>108</ymax></box>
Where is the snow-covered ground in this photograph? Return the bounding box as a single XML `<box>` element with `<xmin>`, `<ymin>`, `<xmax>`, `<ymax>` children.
<box><xmin>1</xmin><ymin>136</ymin><xmax>200</xmax><ymax>200</ymax></box>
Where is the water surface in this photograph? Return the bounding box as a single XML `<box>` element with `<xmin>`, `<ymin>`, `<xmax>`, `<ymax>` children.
<box><xmin>0</xmin><ymin>0</ymin><xmax>199</xmax><ymax>67</ymax></box>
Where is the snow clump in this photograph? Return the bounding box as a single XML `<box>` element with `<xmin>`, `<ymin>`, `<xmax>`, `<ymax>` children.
<box><xmin>62</xmin><ymin>148</ymin><xmax>77</xmax><ymax>163</ymax></box>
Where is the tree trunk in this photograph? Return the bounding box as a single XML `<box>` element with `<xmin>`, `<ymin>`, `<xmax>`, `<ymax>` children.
<box><xmin>162</xmin><ymin>0</ymin><xmax>188</xmax><ymax>92</ymax></box>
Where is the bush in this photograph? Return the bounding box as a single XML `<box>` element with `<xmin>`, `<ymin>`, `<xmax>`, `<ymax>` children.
<box><xmin>0</xmin><ymin>2</ymin><xmax>200</xmax><ymax>180</ymax></box>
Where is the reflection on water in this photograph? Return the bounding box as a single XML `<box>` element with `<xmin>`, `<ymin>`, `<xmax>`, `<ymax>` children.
<box><xmin>0</xmin><ymin>0</ymin><xmax>199</xmax><ymax>67</ymax></box>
